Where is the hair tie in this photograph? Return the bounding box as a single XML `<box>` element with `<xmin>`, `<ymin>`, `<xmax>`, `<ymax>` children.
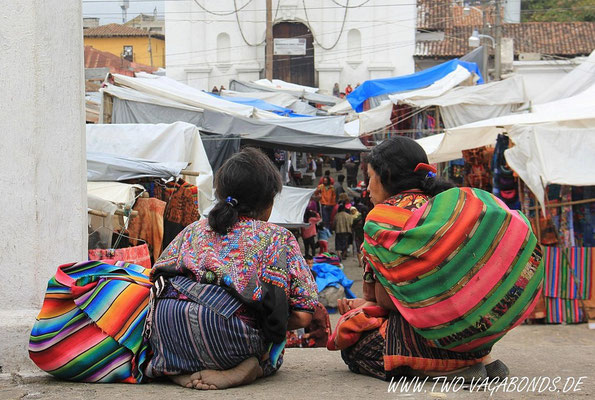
<box><xmin>414</xmin><ymin>162</ymin><xmax>437</xmax><ymax>179</ymax></box>
<box><xmin>225</xmin><ymin>196</ymin><xmax>238</xmax><ymax>207</ymax></box>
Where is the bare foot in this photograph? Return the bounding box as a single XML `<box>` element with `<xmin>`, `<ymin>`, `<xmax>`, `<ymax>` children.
<box><xmin>170</xmin><ymin>373</ymin><xmax>215</xmax><ymax>389</ymax></box>
<box><xmin>170</xmin><ymin>357</ymin><xmax>263</xmax><ymax>390</ymax></box>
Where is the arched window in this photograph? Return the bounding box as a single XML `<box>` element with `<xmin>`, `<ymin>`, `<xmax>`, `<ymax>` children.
<box><xmin>217</xmin><ymin>32</ymin><xmax>230</xmax><ymax>64</ymax></box>
<box><xmin>348</xmin><ymin>29</ymin><xmax>361</xmax><ymax>60</ymax></box>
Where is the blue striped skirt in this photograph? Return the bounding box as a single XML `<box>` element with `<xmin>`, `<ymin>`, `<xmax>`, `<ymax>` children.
<box><xmin>144</xmin><ymin>276</ymin><xmax>282</xmax><ymax>378</ymax></box>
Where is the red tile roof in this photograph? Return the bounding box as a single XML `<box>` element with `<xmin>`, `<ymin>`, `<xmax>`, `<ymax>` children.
<box><xmin>416</xmin><ymin>22</ymin><xmax>595</xmax><ymax>58</ymax></box>
<box><xmin>415</xmin><ymin>2</ymin><xmax>595</xmax><ymax>58</ymax></box>
<box><xmin>84</xmin><ymin>23</ymin><xmax>164</xmax><ymax>40</ymax></box>
<box><xmin>84</xmin><ymin>46</ymin><xmax>157</xmax><ymax>76</ymax></box>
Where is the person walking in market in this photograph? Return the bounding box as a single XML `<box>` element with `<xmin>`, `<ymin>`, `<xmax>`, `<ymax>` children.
<box><xmin>317</xmin><ymin>176</ymin><xmax>336</xmax><ymax>230</ymax></box>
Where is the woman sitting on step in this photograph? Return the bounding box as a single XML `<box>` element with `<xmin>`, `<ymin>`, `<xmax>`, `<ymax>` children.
<box><xmin>144</xmin><ymin>147</ymin><xmax>318</xmax><ymax>390</ymax></box>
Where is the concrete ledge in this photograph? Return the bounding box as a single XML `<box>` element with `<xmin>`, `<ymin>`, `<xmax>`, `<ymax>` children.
<box><xmin>0</xmin><ymin>309</ymin><xmax>42</xmax><ymax>374</ymax></box>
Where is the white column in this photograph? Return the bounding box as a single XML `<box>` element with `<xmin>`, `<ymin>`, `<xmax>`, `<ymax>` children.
<box><xmin>0</xmin><ymin>0</ymin><xmax>86</xmax><ymax>373</ymax></box>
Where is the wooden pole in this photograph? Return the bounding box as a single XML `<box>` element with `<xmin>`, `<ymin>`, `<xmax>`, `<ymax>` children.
<box><xmin>494</xmin><ymin>0</ymin><xmax>502</xmax><ymax>80</ymax></box>
<box><xmin>88</xmin><ymin>208</ymin><xmax>138</xmax><ymax>218</ymax></box>
<box><xmin>527</xmin><ymin>197</ymin><xmax>595</xmax><ymax>211</ymax></box>
<box><xmin>265</xmin><ymin>0</ymin><xmax>273</xmax><ymax>80</ymax></box>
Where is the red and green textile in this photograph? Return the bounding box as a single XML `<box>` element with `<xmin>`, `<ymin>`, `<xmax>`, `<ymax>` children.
<box><xmin>29</xmin><ymin>261</ymin><xmax>151</xmax><ymax>383</ymax></box>
<box><xmin>362</xmin><ymin>187</ymin><xmax>544</xmax><ymax>353</ymax></box>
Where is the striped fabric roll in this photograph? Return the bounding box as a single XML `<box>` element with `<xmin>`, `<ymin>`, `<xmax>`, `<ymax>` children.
<box><xmin>363</xmin><ymin>187</ymin><xmax>544</xmax><ymax>353</ymax></box>
<box><xmin>543</xmin><ymin>246</ymin><xmax>593</xmax><ymax>300</ymax></box>
<box><xmin>29</xmin><ymin>261</ymin><xmax>151</xmax><ymax>383</ymax></box>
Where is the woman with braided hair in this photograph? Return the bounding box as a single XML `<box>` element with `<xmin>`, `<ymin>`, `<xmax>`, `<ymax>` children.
<box><xmin>328</xmin><ymin>136</ymin><xmax>543</xmax><ymax>383</ymax></box>
<box><xmin>144</xmin><ymin>147</ymin><xmax>317</xmax><ymax>390</ymax></box>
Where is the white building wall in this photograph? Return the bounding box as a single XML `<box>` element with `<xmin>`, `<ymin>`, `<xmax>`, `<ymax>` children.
<box><xmin>165</xmin><ymin>0</ymin><xmax>416</xmax><ymax>93</ymax></box>
<box><xmin>0</xmin><ymin>0</ymin><xmax>86</xmax><ymax>372</ymax></box>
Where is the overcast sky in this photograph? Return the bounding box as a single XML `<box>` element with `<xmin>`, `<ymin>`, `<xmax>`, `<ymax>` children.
<box><xmin>83</xmin><ymin>0</ymin><xmax>165</xmax><ymax>24</ymax></box>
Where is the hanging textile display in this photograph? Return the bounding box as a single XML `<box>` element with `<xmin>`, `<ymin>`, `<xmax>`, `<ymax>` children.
<box><xmin>492</xmin><ymin>134</ymin><xmax>519</xmax><ymax>210</ymax></box>
<box><xmin>542</xmin><ymin>246</ymin><xmax>593</xmax><ymax>324</ymax></box>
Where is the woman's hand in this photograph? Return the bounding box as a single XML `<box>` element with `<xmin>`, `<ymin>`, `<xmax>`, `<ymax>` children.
<box><xmin>287</xmin><ymin>310</ymin><xmax>313</xmax><ymax>330</ymax></box>
<box><xmin>337</xmin><ymin>298</ymin><xmax>376</xmax><ymax>315</ymax></box>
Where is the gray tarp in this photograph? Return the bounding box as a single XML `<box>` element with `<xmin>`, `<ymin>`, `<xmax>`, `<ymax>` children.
<box><xmin>87</xmin><ymin>152</ymin><xmax>188</xmax><ymax>181</ymax></box>
<box><xmin>201</xmin><ymin>109</ymin><xmax>367</xmax><ymax>154</ymax></box>
<box><xmin>199</xmin><ymin>133</ymin><xmax>241</xmax><ymax>174</ymax></box>
<box><xmin>112</xmin><ymin>97</ymin><xmax>204</xmax><ymax>126</ymax></box>
<box><xmin>107</xmin><ymin>84</ymin><xmax>364</xmax><ymax>154</ymax></box>
<box><xmin>229</xmin><ymin>79</ymin><xmax>339</xmax><ymax>106</ymax></box>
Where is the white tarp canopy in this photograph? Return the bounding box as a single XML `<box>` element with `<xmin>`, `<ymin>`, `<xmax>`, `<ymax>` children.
<box><xmin>358</xmin><ymin>101</ymin><xmax>394</xmax><ymax>135</ymax></box>
<box><xmin>416</xmin><ymin>133</ymin><xmax>464</xmax><ymax>163</ymax></box>
<box><xmin>102</xmin><ymin>83</ymin><xmax>203</xmax><ymax>112</ymax></box>
<box><xmin>532</xmin><ymin>50</ymin><xmax>595</xmax><ymax>105</ymax></box>
<box><xmin>86</xmin><ymin>122</ymin><xmax>214</xmax><ymax>213</ymax></box>
<box><xmin>221</xmin><ymin>89</ymin><xmax>300</xmax><ymax>108</ymax></box>
<box><xmin>202</xmin><ymin>186</ymin><xmax>315</xmax><ymax>228</ymax></box>
<box><xmin>113</xmin><ymin>73</ymin><xmax>274</xmax><ymax>118</ymax></box>
<box><xmin>427</xmin><ymin>90</ymin><xmax>595</xmax><ymax>163</ymax></box>
<box><xmin>395</xmin><ymin>75</ymin><xmax>526</xmax><ymax>108</ymax></box>
<box><xmin>505</xmin><ymin>122</ymin><xmax>595</xmax><ymax>209</ymax></box>
<box><xmin>395</xmin><ymin>75</ymin><xmax>527</xmax><ymax>128</ymax></box>
<box><xmin>221</xmin><ymin>90</ymin><xmax>320</xmax><ymax>116</ymax></box>
<box><xmin>87</xmin><ymin>152</ymin><xmax>189</xmax><ymax>181</ymax></box>
<box><xmin>269</xmin><ymin>186</ymin><xmax>316</xmax><ymax>227</ymax></box>
<box><xmin>229</xmin><ymin>79</ymin><xmax>339</xmax><ymax>106</ymax></box>
<box><xmin>328</xmin><ymin>100</ymin><xmax>353</xmax><ymax>114</ymax></box>
<box><xmin>87</xmin><ymin>181</ymin><xmax>144</xmax><ymax>208</ymax></box>
<box><xmin>254</xmin><ymin>79</ymin><xmax>319</xmax><ymax>94</ymax></box>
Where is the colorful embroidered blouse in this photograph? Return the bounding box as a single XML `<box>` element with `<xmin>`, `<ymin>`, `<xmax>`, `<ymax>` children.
<box><xmin>152</xmin><ymin>217</ymin><xmax>318</xmax><ymax>313</ymax></box>
<box><xmin>362</xmin><ymin>190</ymin><xmax>430</xmax><ymax>283</ymax></box>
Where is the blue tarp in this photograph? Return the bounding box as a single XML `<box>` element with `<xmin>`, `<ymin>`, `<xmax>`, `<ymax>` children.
<box><xmin>210</xmin><ymin>93</ymin><xmax>310</xmax><ymax>117</ymax></box>
<box><xmin>311</xmin><ymin>263</ymin><xmax>356</xmax><ymax>299</ymax></box>
<box><xmin>346</xmin><ymin>59</ymin><xmax>483</xmax><ymax>112</ymax></box>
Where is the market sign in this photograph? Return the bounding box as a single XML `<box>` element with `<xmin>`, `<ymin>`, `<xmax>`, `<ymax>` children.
<box><xmin>274</xmin><ymin>38</ymin><xmax>306</xmax><ymax>56</ymax></box>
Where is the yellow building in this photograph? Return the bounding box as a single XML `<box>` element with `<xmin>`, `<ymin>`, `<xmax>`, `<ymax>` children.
<box><xmin>83</xmin><ymin>23</ymin><xmax>165</xmax><ymax>68</ymax></box>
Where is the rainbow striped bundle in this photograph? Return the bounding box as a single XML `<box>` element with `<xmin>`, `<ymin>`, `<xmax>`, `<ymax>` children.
<box><xmin>363</xmin><ymin>187</ymin><xmax>544</xmax><ymax>353</ymax></box>
<box><xmin>29</xmin><ymin>261</ymin><xmax>151</xmax><ymax>383</ymax></box>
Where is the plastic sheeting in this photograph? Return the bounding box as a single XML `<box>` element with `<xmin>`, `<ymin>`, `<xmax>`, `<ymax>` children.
<box><xmin>200</xmin><ymin>109</ymin><xmax>367</xmax><ymax>154</ymax></box>
<box><xmin>358</xmin><ymin>100</ymin><xmax>393</xmax><ymax>135</ymax></box>
<box><xmin>396</xmin><ymin>75</ymin><xmax>526</xmax><ymax>108</ymax></box>
<box><xmin>253</xmin><ymin>79</ymin><xmax>319</xmax><ymax>94</ymax></box>
<box><xmin>86</xmin><ymin>122</ymin><xmax>214</xmax><ymax>213</ymax></box>
<box><xmin>112</xmin><ymin>73</ymin><xmax>261</xmax><ymax>118</ymax></box>
<box><xmin>213</xmin><ymin>94</ymin><xmax>306</xmax><ymax>117</ymax></box>
<box><xmin>87</xmin><ymin>182</ymin><xmax>144</xmax><ymax>208</ymax></box>
<box><xmin>504</xmin><ymin>123</ymin><xmax>595</xmax><ymax>209</ymax></box>
<box><xmin>392</xmin><ymin>74</ymin><xmax>526</xmax><ymax>129</ymax></box>
<box><xmin>347</xmin><ymin>59</ymin><xmax>483</xmax><ymax>112</ymax></box>
<box><xmin>87</xmin><ymin>152</ymin><xmax>188</xmax><ymax>181</ymax></box>
<box><xmin>269</xmin><ymin>186</ymin><xmax>316</xmax><ymax>227</ymax></box>
<box><xmin>229</xmin><ymin>79</ymin><xmax>339</xmax><ymax>106</ymax></box>
<box><xmin>389</xmin><ymin>65</ymin><xmax>473</xmax><ymax>105</ymax></box>
<box><xmin>416</xmin><ymin>133</ymin><xmax>463</xmax><ymax>163</ymax></box>
<box><xmin>221</xmin><ymin>89</ymin><xmax>298</xmax><ymax>108</ymax></box>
